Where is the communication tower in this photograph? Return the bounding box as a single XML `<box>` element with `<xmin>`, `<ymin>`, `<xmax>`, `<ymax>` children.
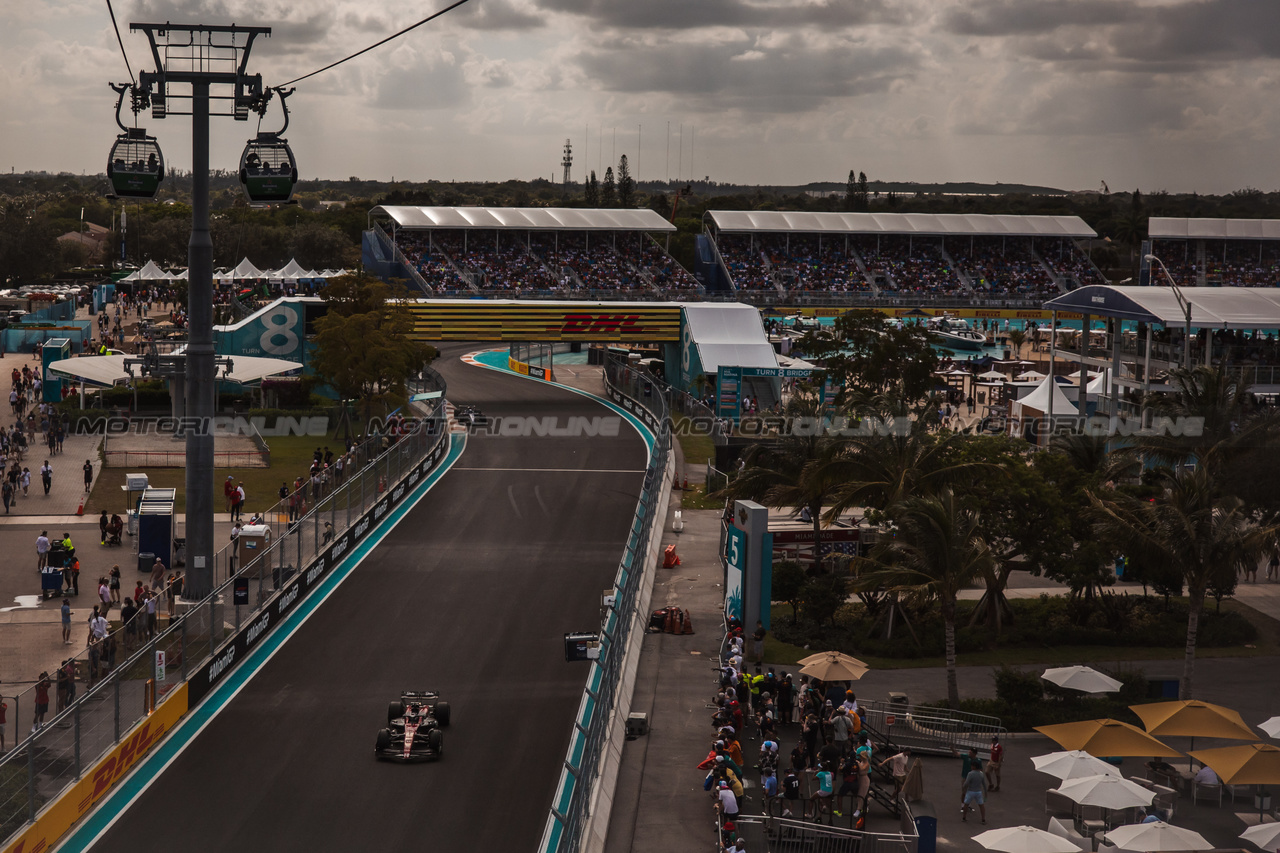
<box><xmin>562</xmin><ymin>139</ymin><xmax>573</xmax><ymax>185</ymax></box>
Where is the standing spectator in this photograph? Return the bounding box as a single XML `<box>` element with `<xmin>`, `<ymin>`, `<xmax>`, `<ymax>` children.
<box><xmin>82</xmin><ymin>459</ymin><xmax>93</xmax><ymax>492</ymax></box>
<box><xmin>32</xmin><ymin>673</ymin><xmax>50</xmax><ymax>732</ymax></box>
<box><xmin>986</xmin><ymin>737</ymin><xmax>1004</xmax><ymax>791</ymax></box>
<box><xmin>98</xmin><ymin>577</ymin><xmax>112</xmax><ymax>616</ymax></box>
<box><xmin>35</xmin><ymin>530</ymin><xmax>50</xmax><ymax>568</ymax></box>
<box><xmin>109</xmin><ymin>564</ymin><xmax>121</xmax><ymax>604</ymax></box>
<box><xmin>99</xmin><ymin>510</ymin><xmax>109</xmax><ymax>545</ymax></box>
<box><xmin>2</xmin><ymin>479</ymin><xmax>13</xmax><ymax>514</ymax></box>
<box><xmin>961</xmin><ymin>759</ymin><xmax>988</xmax><ymax>824</ymax></box>
<box><xmin>55</xmin><ymin>665</ymin><xmax>71</xmax><ymax>713</ymax></box>
<box><xmin>60</xmin><ymin>597</ymin><xmax>72</xmax><ymax>644</ymax></box>
<box><xmin>40</xmin><ymin>460</ymin><xmax>51</xmax><ymax>494</ymax></box>
<box><xmin>752</xmin><ymin>620</ymin><xmax>766</xmax><ymax>662</ymax></box>
<box><xmin>879</xmin><ymin>747</ymin><xmax>912</xmax><ymax>798</ymax></box>
<box><xmin>278</xmin><ymin>481</ymin><xmax>289</xmax><ymax>507</ymax></box>
<box><xmin>120</xmin><ymin>597</ymin><xmax>138</xmax><ymax>649</ymax></box>
<box><xmin>144</xmin><ymin>589</ymin><xmax>158</xmax><ymax>638</ymax></box>
<box><xmin>231</xmin><ymin>482</ymin><xmax>245</xmax><ymax>522</ymax></box>
<box><xmin>149</xmin><ymin>557</ymin><xmax>166</xmax><ymax>594</ymax></box>
<box><xmin>715</xmin><ymin>780</ymin><xmax>739</xmax><ymax>824</ymax></box>
<box><xmin>224</xmin><ymin>475</ymin><xmax>235</xmax><ymax>512</ymax></box>
<box><xmin>20</xmin><ymin>467</ymin><xmax>29</xmax><ymax>497</ymax></box>
<box><xmin>132</xmin><ymin>579</ymin><xmax>144</xmax><ymax>606</ymax></box>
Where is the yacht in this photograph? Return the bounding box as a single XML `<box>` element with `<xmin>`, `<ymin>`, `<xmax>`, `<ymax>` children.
<box><xmin>926</xmin><ymin>315</ymin><xmax>987</xmax><ymax>351</ymax></box>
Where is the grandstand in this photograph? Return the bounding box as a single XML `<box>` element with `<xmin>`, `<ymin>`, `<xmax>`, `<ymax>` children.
<box><xmin>367</xmin><ymin>206</ymin><xmax>699</xmax><ymax>297</ymax></box>
<box><xmin>703</xmin><ymin>211</ymin><xmax>1103</xmax><ymax>300</ymax></box>
<box><xmin>1149</xmin><ymin>218</ymin><xmax>1280</xmax><ymax>288</ymax></box>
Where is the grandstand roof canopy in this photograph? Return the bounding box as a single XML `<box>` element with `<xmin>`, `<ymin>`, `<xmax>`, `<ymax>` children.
<box><xmin>1044</xmin><ymin>285</ymin><xmax>1280</xmax><ymax>330</ymax></box>
<box><xmin>704</xmin><ymin>211</ymin><xmax>1096</xmax><ymax>238</ymax></box>
<box><xmin>371</xmin><ymin>205</ymin><xmax>676</xmax><ymax>233</ymax></box>
<box><xmin>1149</xmin><ymin>217</ymin><xmax>1280</xmax><ymax>240</ymax></box>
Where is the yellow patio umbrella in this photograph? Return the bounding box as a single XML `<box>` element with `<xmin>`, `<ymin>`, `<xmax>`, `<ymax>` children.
<box><xmin>798</xmin><ymin>651</ymin><xmax>869</xmax><ymax>682</ymax></box>
<box><xmin>1188</xmin><ymin>743</ymin><xmax>1280</xmax><ymax>785</ymax></box>
<box><xmin>1131</xmin><ymin>700</ymin><xmax>1257</xmax><ymax>741</ymax></box>
<box><xmin>1034</xmin><ymin>719</ymin><xmax>1182</xmax><ymax>758</ymax></box>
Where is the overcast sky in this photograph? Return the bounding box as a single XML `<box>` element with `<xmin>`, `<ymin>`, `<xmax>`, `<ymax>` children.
<box><xmin>4</xmin><ymin>0</ymin><xmax>1280</xmax><ymax>194</ymax></box>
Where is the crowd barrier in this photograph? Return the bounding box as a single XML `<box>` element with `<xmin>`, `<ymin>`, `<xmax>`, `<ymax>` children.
<box><xmin>0</xmin><ymin>375</ymin><xmax>451</xmax><ymax>853</ymax></box>
<box><xmin>539</xmin><ymin>353</ymin><xmax>673</xmax><ymax>853</ymax></box>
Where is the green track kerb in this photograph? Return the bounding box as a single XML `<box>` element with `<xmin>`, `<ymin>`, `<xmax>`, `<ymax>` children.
<box><xmin>59</xmin><ymin>431</ymin><xmax>467</xmax><ymax>853</ymax></box>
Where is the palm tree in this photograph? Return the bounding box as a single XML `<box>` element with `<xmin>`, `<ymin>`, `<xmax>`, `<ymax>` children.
<box><xmin>857</xmin><ymin>489</ymin><xmax>994</xmax><ymax>707</ymax></box>
<box><xmin>1007</xmin><ymin>329</ymin><xmax>1026</xmax><ymax>359</ymax></box>
<box><xmin>1092</xmin><ymin>465</ymin><xmax>1278</xmax><ymax>698</ymax></box>
<box><xmin>718</xmin><ymin>396</ymin><xmax>846</xmax><ymax>570</ymax></box>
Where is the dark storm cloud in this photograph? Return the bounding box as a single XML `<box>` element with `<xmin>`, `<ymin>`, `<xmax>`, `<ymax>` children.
<box><xmin>945</xmin><ymin>0</ymin><xmax>1280</xmax><ymax>65</ymax></box>
<box><xmin>942</xmin><ymin>0</ymin><xmax>1138</xmax><ymax>37</ymax></box>
<box><xmin>537</xmin><ymin>0</ymin><xmax>907</xmax><ymax>30</ymax></box>
<box><xmin>450</xmin><ymin>0</ymin><xmax>546</xmax><ymax>31</ymax></box>
<box><xmin>125</xmin><ymin>0</ymin><xmax>335</xmax><ymax>57</ymax></box>
<box><xmin>577</xmin><ymin>36</ymin><xmax>919</xmax><ymax>112</ymax></box>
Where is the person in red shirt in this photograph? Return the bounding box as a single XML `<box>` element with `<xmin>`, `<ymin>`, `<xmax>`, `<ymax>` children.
<box><xmin>986</xmin><ymin>736</ymin><xmax>1004</xmax><ymax>792</ymax></box>
<box><xmin>223</xmin><ymin>476</ymin><xmax>235</xmax><ymax>512</ymax></box>
<box><xmin>33</xmin><ymin>673</ymin><xmax>50</xmax><ymax>731</ymax></box>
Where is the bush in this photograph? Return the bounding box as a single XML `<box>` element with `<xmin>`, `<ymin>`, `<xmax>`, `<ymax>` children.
<box><xmin>994</xmin><ymin>666</ymin><xmax>1043</xmax><ymax>707</ymax></box>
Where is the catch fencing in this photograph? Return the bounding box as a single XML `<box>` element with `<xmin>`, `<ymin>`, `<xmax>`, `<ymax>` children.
<box><xmin>539</xmin><ymin>352</ymin><xmax>672</xmax><ymax>853</ymax></box>
<box><xmin>0</xmin><ymin>369</ymin><xmax>450</xmax><ymax>852</ymax></box>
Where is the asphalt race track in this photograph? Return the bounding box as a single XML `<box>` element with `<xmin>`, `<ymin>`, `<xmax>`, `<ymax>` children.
<box><xmin>89</xmin><ymin>344</ymin><xmax>647</xmax><ymax>852</ymax></box>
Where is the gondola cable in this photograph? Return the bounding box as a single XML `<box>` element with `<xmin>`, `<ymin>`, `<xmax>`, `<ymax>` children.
<box><xmin>279</xmin><ymin>0</ymin><xmax>476</xmax><ymax>87</ymax></box>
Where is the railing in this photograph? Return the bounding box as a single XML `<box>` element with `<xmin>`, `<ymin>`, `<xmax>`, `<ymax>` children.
<box><xmin>100</xmin><ymin>448</ymin><xmax>269</xmax><ymax>468</ymax></box>
<box><xmin>541</xmin><ymin>353</ymin><xmax>671</xmax><ymax>853</ymax></box>
<box><xmin>0</xmin><ymin>376</ymin><xmax>450</xmax><ymax>849</ymax></box>
<box><xmin>861</xmin><ymin>699</ymin><xmax>1004</xmax><ymax>758</ymax></box>
<box><xmin>376</xmin><ymin>222</ymin><xmax>433</xmax><ymax>295</ymax></box>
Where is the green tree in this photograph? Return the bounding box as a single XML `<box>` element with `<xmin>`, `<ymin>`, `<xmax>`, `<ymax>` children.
<box><xmin>1092</xmin><ymin>466</ymin><xmax>1277</xmax><ymax>697</ymax></box>
<box><xmin>584</xmin><ymin>170</ymin><xmax>600</xmax><ymax>207</ymax></box>
<box><xmin>844</xmin><ymin>170</ymin><xmax>857</xmax><ymax>212</ymax></box>
<box><xmin>857</xmin><ymin>172</ymin><xmax>869</xmax><ymax>212</ymax></box>
<box><xmin>310</xmin><ymin>273</ymin><xmax>433</xmax><ymax>423</ymax></box>
<box><xmin>617</xmin><ymin>155</ymin><xmax>636</xmax><ymax>208</ymax></box>
<box><xmin>601</xmin><ymin>167</ymin><xmax>617</xmax><ymax>208</ymax></box>
<box><xmin>717</xmin><ymin>396</ymin><xmax>846</xmax><ymax>571</ymax></box>
<box><xmin>796</xmin><ymin>309</ymin><xmax>939</xmax><ymax>403</ymax></box>
<box><xmin>772</xmin><ymin>559</ymin><xmax>806</xmax><ymax>624</ymax></box>
<box><xmin>1007</xmin><ymin>329</ymin><xmax>1026</xmax><ymax>359</ymax></box>
<box><xmin>858</xmin><ymin>489</ymin><xmax>994</xmax><ymax>707</ymax></box>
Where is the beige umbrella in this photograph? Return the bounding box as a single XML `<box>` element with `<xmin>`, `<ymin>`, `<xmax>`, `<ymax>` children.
<box><xmin>797</xmin><ymin>650</ymin><xmax>869</xmax><ymax>668</ymax></box>
<box><xmin>1188</xmin><ymin>743</ymin><xmax>1280</xmax><ymax>784</ymax></box>
<box><xmin>973</xmin><ymin>826</ymin><xmax>1081</xmax><ymax>853</ymax></box>
<box><xmin>799</xmin><ymin>651</ymin><xmax>868</xmax><ymax>682</ymax></box>
<box><xmin>1104</xmin><ymin>821</ymin><xmax>1210</xmax><ymax>852</ymax></box>
<box><xmin>1132</xmin><ymin>700</ymin><xmax>1257</xmax><ymax>741</ymax></box>
<box><xmin>1035</xmin><ymin>719</ymin><xmax>1182</xmax><ymax>758</ymax></box>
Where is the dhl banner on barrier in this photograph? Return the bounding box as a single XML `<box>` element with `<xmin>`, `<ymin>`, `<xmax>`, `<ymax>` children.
<box><xmin>405</xmin><ymin>301</ymin><xmax>682</xmax><ymax>342</ymax></box>
<box><xmin>781</xmin><ymin>306</ymin><xmax>1082</xmax><ymax>321</ymax></box>
<box><xmin>5</xmin><ymin>684</ymin><xmax>188</xmax><ymax>853</ymax></box>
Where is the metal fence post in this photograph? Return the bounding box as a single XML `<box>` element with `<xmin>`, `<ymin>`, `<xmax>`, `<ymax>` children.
<box><xmin>114</xmin><ymin>676</ymin><xmax>121</xmax><ymax>743</ymax></box>
<box><xmin>208</xmin><ymin>595</ymin><xmax>216</xmax><ymax>653</ymax></box>
<box><xmin>180</xmin><ymin>616</ymin><xmax>188</xmax><ymax>681</ymax></box>
<box><xmin>27</xmin><ymin>732</ymin><xmax>35</xmax><ymax>821</ymax></box>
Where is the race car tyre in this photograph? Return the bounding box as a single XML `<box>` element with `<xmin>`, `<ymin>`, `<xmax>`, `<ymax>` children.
<box><xmin>375</xmin><ymin>728</ymin><xmax>391</xmax><ymax>753</ymax></box>
<box><xmin>428</xmin><ymin>728</ymin><xmax>443</xmax><ymax>755</ymax></box>
<box><xmin>388</xmin><ymin>701</ymin><xmax>405</xmax><ymax>724</ymax></box>
<box><xmin>435</xmin><ymin>701</ymin><xmax>451</xmax><ymax>727</ymax></box>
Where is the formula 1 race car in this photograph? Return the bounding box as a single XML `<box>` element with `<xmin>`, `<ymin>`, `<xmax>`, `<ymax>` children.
<box><xmin>374</xmin><ymin>691</ymin><xmax>452</xmax><ymax>762</ymax></box>
<box><xmin>453</xmin><ymin>405</ymin><xmax>486</xmax><ymax>428</ymax></box>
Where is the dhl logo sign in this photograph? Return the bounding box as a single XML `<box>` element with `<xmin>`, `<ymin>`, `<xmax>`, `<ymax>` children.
<box><xmin>404</xmin><ymin>302</ymin><xmax>682</xmax><ymax>342</ymax></box>
<box><xmin>5</xmin><ymin>684</ymin><xmax>188</xmax><ymax>853</ymax></box>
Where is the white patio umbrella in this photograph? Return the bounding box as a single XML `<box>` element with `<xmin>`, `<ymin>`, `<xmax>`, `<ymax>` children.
<box><xmin>1260</xmin><ymin>716</ymin><xmax>1280</xmax><ymax>739</ymax></box>
<box><xmin>974</xmin><ymin>826</ymin><xmax>1082</xmax><ymax>853</ymax></box>
<box><xmin>1241</xmin><ymin>822</ymin><xmax>1280</xmax><ymax>852</ymax></box>
<box><xmin>1032</xmin><ymin>750</ymin><xmax>1124</xmax><ymax>781</ymax></box>
<box><xmin>1016</xmin><ymin>370</ymin><xmax>1047</xmax><ymax>381</ymax></box>
<box><xmin>1054</xmin><ymin>775</ymin><xmax>1155</xmax><ymax>810</ymax></box>
<box><xmin>978</xmin><ymin>370</ymin><xmax>1006</xmax><ymax>380</ymax></box>
<box><xmin>1104</xmin><ymin>821</ymin><xmax>1210</xmax><ymax>852</ymax></box>
<box><xmin>1042</xmin><ymin>666</ymin><xmax>1124</xmax><ymax>694</ymax></box>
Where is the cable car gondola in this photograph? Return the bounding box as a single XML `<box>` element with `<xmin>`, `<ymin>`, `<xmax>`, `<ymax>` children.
<box><xmin>106</xmin><ymin>83</ymin><xmax>164</xmax><ymax>200</ymax></box>
<box><xmin>240</xmin><ymin>87</ymin><xmax>298</xmax><ymax>204</ymax></box>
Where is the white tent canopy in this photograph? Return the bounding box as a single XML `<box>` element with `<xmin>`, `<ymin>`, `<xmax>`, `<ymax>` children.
<box><xmin>1045</xmin><ymin>285</ymin><xmax>1280</xmax><ymax>330</ymax></box>
<box><xmin>682</xmin><ymin>302</ymin><xmax>778</xmax><ymax>375</ymax></box>
<box><xmin>48</xmin><ymin>355</ymin><xmax>302</xmax><ymax>387</ymax></box>
<box><xmin>1086</xmin><ymin>369</ymin><xmax>1111</xmax><ymax>395</ymax></box>
<box><xmin>119</xmin><ymin>260</ymin><xmax>173</xmax><ymax>282</ymax></box>
<box><xmin>1149</xmin><ymin>217</ymin><xmax>1280</xmax><ymax>241</ymax></box>
<box><xmin>270</xmin><ymin>259</ymin><xmax>311</xmax><ymax>281</ymax></box>
<box><xmin>227</xmin><ymin>258</ymin><xmax>268</xmax><ymax>280</ymax></box>
<box><xmin>1014</xmin><ymin>374</ymin><xmax>1078</xmax><ymax>416</ymax></box>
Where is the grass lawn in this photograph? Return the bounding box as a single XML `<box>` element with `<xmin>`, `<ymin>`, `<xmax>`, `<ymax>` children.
<box><xmin>87</xmin><ymin>431</ymin><xmax>344</xmax><ymax>516</ymax></box>
<box><xmin>673</xmin><ymin>415</ymin><xmax>716</xmax><ymax>471</ymax></box>
<box><xmin>764</xmin><ymin>597</ymin><xmax>1280</xmax><ymax>671</ymax></box>
<box><xmin>679</xmin><ymin>483</ymin><xmax>725</xmax><ymax>511</ymax></box>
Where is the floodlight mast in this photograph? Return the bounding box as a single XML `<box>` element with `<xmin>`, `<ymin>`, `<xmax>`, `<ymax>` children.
<box><xmin>128</xmin><ymin>22</ymin><xmax>272</xmax><ymax>601</ymax></box>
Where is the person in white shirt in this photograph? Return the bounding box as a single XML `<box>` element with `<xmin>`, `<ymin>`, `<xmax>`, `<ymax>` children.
<box><xmin>88</xmin><ymin>609</ymin><xmax>109</xmax><ymax>644</ymax></box>
<box><xmin>1194</xmin><ymin>764</ymin><xmax>1220</xmax><ymax>786</ymax></box>
<box><xmin>35</xmin><ymin>531</ymin><xmax>50</xmax><ymax>568</ymax></box>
